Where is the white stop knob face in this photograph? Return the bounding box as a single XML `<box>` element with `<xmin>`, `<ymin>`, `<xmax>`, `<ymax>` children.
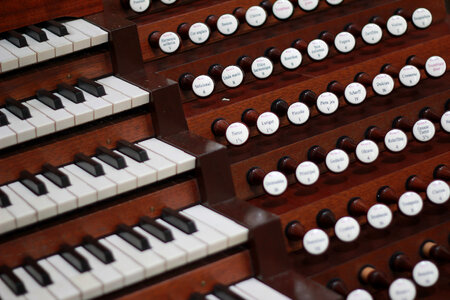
<box><xmin>280</xmin><ymin>47</ymin><xmax>302</xmax><ymax>70</ymax></box>
<box><xmin>384</xmin><ymin>129</ymin><xmax>408</xmax><ymax>152</ymax></box>
<box><xmin>160</xmin><ymin>0</ymin><xmax>176</xmax><ymax>4</ymax></box>
<box><xmin>303</xmin><ymin>229</ymin><xmax>329</xmax><ymax>255</ymax></box>
<box><xmin>221</xmin><ymin>65</ymin><xmax>244</xmax><ymax>88</ymax></box>
<box><xmin>412</xmin><ymin>8</ymin><xmax>433</xmax><ymax>29</ymax></box>
<box><xmin>398</xmin><ymin>192</ymin><xmax>423</xmax><ymax>216</ymax></box>
<box><xmin>158</xmin><ymin>32</ymin><xmax>180</xmax><ymax>54</ymax></box>
<box><xmin>441</xmin><ymin>111</ymin><xmax>450</xmax><ymax>133</ymax></box>
<box><xmin>426</xmin><ymin>180</ymin><xmax>449</xmax><ymax>204</ymax></box>
<box><xmin>425</xmin><ymin>56</ymin><xmax>446</xmax><ymax>78</ymax></box>
<box><xmin>361</xmin><ymin>23</ymin><xmax>383</xmax><ymax>45</ymax></box>
<box><xmin>287</xmin><ymin>102</ymin><xmax>310</xmax><ymax>125</ymax></box>
<box><xmin>225</xmin><ymin>122</ymin><xmax>249</xmax><ymax>146</ymax></box>
<box><xmin>372</xmin><ymin>73</ymin><xmax>394</xmax><ymax>96</ymax></box>
<box><xmin>355</xmin><ymin>140</ymin><xmax>379</xmax><ymax>164</ymax></box>
<box><xmin>326</xmin><ymin>0</ymin><xmax>343</xmax><ymax>5</ymax></box>
<box><xmin>412</xmin><ymin>119</ymin><xmax>435</xmax><ymax>142</ymax></box>
<box><xmin>345</xmin><ymin>82</ymin><xmax>366</xmax><ymax>105</ymax></box>
<box><xmin>413</xmin><ymin>260</ymin><xmax>439</xmax><ymax>287</ymax></box>
<box><xmin>245</xmin><ymin>6</ymin><xmax>267</xmax><ymax>27</ymax></box>
<box><xmin>188</xmin><ymin>22</ymin><xmax>210</xmax><ymax>45</ymax></box>
<box><xmin>387</xmin><ymin>15</ymin><xmax>408</xmax><ymax>36</ymax></box>
<box><xmin>298</xmin><ymin>0</ymin><xmax>319</xmax><ymax>11</ymax></box>
<box><xmin>263</xmin><ymin>171</ymin><xmax>288</xmax><ymax>196</ymax></box>
<box><xmin>316</xmin><ymin>92</ymin><xmax>339</xmax><ymax>115</ymax></box>
<box><xmin>272</xmin><ymin>0</ymin><xmax>294</xmax><ymax>20</ymax></box>
<box><xmin>334</xmin><ymin>216</ymin><xmax>360</xmax><ymax>242</ymax></box>
<box><xmin>367</xmin><ymin>204</ymin><xmax>392</xmax><ymax>229</ymax></box>
<box><xmin>256</xmin><ymin>112</ymin><xmax>279</xmax><ymax>135</ymax></box>
<box><xmin>295</xmin><ymin>161</ymin><xmax>320</xmax><ymax>185</ymax></box>
<box><xmin>251</xmin><ymin>57</ymin><xmax>273</xmax><ymax>79</ymax></box>
<box><xmin>399</xmin><ymin>65</ymin><xmax>421</xmax><ymax>87</ymax></box>
<box><xmin>129</xmin><ymin>0</ymin><xmax>151</xmax><ymax>12</ymax></box>
<box><xmin>325</xmin><ymin>149</ymin><xmax>349</xmax><ymax>173</ymax></box>
<box><xmin>217</xmin><ymin>14</ymin><xmax>239</xmax><ymax>36</ymax></box>
<box><xmin>389</xmin><ymin>278</ymin><xmax>416</xmax><ymax>300</ymax></box>
<box><xmin>346</xmin><ymin>289</ymin><xmax>373</xmax><ymax>300</ymax></box>
<box><xmin>307</xmin><ymin>39</ymin><xmax>329</xmax><ymax>61</ymax></box>
<box><xmin>334</xmin><ymin>31</ymin><xmax>356</xmax><ymax>54</ymax></box>
<box><xmin>192</xmin><ymin>75</ymin><xmax>214</xmax><ymax>97</ymax></box>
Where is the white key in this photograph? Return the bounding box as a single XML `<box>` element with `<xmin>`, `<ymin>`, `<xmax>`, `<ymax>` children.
<box><xmin>233</xmin><ymin>278</ymin><xmax>291</xmax><ymax>300</ymax></box>
<box><xmin>0</xmin><ymin>186</ymin><xmax>37</xmax><ymax>228</ymax></box>
<box><xmin>13</xmin><ymin>267</ymin><xmax>56</xmax><ymax>300</ymax></box>
<box><xmin>228</xmin><ymin>286</ymin><xmax>257</xmax><ymax>300</ymax></box>
<box><xmin>8</xmin><ymin>181</ymin><xmax>57</xmax><ymax>221</ymax></box>
<box><xmin>41</xmin><ymin>29</ymin><xmax>73</xmax><ymax>56</ymax></box>
<box><xmin>183</xmin><ymin>205</ymin><xmax>248</xmax><ymax>247</ymax></box>
<box><xmin>23</xmin><ymin>34</ymin><xmax>55</xmax><ymax>62</ymax></box>
<box><xmin>0</xmin><ymin>208</ymin><xmax>16</xmax><ymax>234</ymax></box>
<box><xmin>55</xmin><ymin>93</ymin><xmax>94</xmax><ymax>125</ymax></box>
<box><xmin>36</xmin><ymin>175</ymin><xmax>77</xmax><ymax>214</ymax></box>
<box><xmin>28</xmin><ymin>99</ymin><xmax>74</xmax><ymax>131</ymax></box>
<box><xmin>114</xmin><ymin>150</ymin><xmax>157</xmax><ymax>187</ymax></box>
<box><xmin>136</xmin><ymin>145</ymin><xmax>176</xmax><ymax>180</ymax></box>
<box><xmin>92</xmin><ymin>157</ymin><xmax>137</xmax><ymax>194</ymax></box>
<box><xmin>105</xmin><ymin>234</ymin><xmax>165</xmax><ymax>278</ymax></box>
<box><xmin>97</xmin><ymin>76</ymin><xmax>149</xmax><ymax>107</ymax></box>
<box><xmin>59</xmin><ymin>167</ymin><xmax>97</xmax><ymax>206</ymax></box>
<box><xmin>0</xmin><ymin>44</ymin><xmax>19</xmax><ymax>72</ymax></box>
<box><xmin>100</xmin><ymin>85</ymin><xmax>132</xmax><ymax>113</ymax></box>
<box><xmin>22</xmin><ymin>102</ymin><xmax>55</xmax><ymax>137</ymax></box>
<box><xmin>64</xmin><ymin>19</ymin><xmax>108</xmax><ymax>46</ymax></box>
<box><xmin>133</xmin><ymin>226</ymin><xmax>187</xmax><ymax>270</ymax></box>
<box><xmin>62</xmin><ymin>25</ymin><xmax>90</xmax><ymax>51</ymax></box>
<box><xmin>156</xmin><ymin>219</ymin><xmax>207</xmax><ymax>262</ymax></box>
<box><xmin>37</xmin><ymin>260</ymin><xmax>81</xmax><ymax>300</ymax></box>
<box><xmin>0</xmin><ymin>125</ymin><xmax>18</xmax><ymax>149</ymax></box>
<box><xmin>0</xmin><ymin>276</ymin><xmax>27</xmax><ymax>300</ymax></box>
<box><xmin>75</xmin><ymin>247</ymin><xmax>124</xmax><ymax>294</ymax></box>
<box><xmin>76</xmin><ymin>88</ymin><xmax>112</xmax><ymax>119</ymax></box>
<box><xmin>0</xmin><ymin>39</ymin><xmax>36</xmax><ymax>67</ymax></box>
<box><xmin>0</xmin><ymin>108</ymin><xmax>36</xmax><ymax>143</ymax></box>
<box><xmin>139</xmin><ymin>138</ymin><xmax>195</xmax><ymax>173</ymax></box>
<box><xmin>206</xmin><ymin>295</ymin><xmax>222</xmax><ymax>300</ymax></box>
<box><xmin>99</xmin><ymin>239</ymin><xmax>145</xmax><ymax>285</ymax></box>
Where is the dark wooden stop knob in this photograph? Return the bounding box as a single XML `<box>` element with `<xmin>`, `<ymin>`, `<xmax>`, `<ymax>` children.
<box><xmin>177</xmin><ymin>23</ymin><xmax>190</xmax><ymax>39</ymax></box>
<box><xmin>326</xmin><ymin>278</ymin><xmax>349</xmax><ymax>297</ymax></box>
<box><xmin>392</xmin><ymin>116</ymin><xmax>414</xmax><ymax>132</ymax></box>
<box><xmin>271</xmin><ymin>99</ymin><xmax>289</xmax><ymax>117</ymax></box>
<box><xmin>377</xmin><ymin>186</ymin><xmax>399</xmax><ymax>205</ymax></box>
<box><xmin>285</xmin><ymin>220</ymin><xmax>306</xmax><ymax>241</ymax></box>
<box><xmin>347</xmin><ymin>197</ymin><xmax>369</xmax><ymax>217</ymax></box>
<box><xmin>419</xmin><ymin>107</ymin><xmax>441</xmax><ymax>123</ymax></box>
<box><xmin>233</xmin><ymin>7</ymin><xmax>246</xmax><ymax>23</ymax></box>
<box><xmin>359</xmin><ymin>265</ymin><xmax>390</xmax><ymax>289</ymax></box>
<box><xmin>277</xmin><ymin>156</ymin><xmax>298</xmax><ymax>174</ymax></box>
<box><xmin>241</xmin><ymin>108</ymin><xmax>259</xmax><ymax>126</ymax></box>
<box><xmin>434</xmin><ymin>164</ymin><xmax>450</xmax><ymax>181</ymax></box>
<box><xmin>178</xmin><ymin>73</ymin><xmax>195</xmax><ymax>90</ymax></box>
<box><xmin>370</xmin><ymin>16</ymin><xmax>387</xmax><ymax>29</ymax></box>
<box><xmin>205</xmin><ymin>15</ymin><xmax>218</xmax><ymax>31</ymax></box>
<box><xmin>405</xmin><ymin>175</ymin><xmax>428</xmax><ymax>192</ymax></box>
<box><xmin>260</xmin><ymin>0</ymin><xmax>273</xmax><ymax>13</ymax></box>
<box><xmin>319</xmin><ymin>31</ymin><xmax>335</xmax><ymax>45</ymax></box>
<box><xmin>395</xmin><ymin>8</ymin><xmax>412</xmax><ymax>21</ymax></box>
<box><xmin>354</xmin><ymin>72</ymin><xmax>373</xmax><ymax>87</ymax></box>
<box><xmin>381</xmin><ymin>64</ymin><xmax>400</xmax><ymax>78</ymax></box>
<box><xmin>208</xmin><ymin>64</ymin><xmax>224</xmax><ymax>81</ymax></box>
<box><xmin>247</xmin><ymin>167</ymin><xmax>266</xmax><ymax>185</ymax></box>
<box><xmin>421</xmin><ymin>240</ymin><xmax>450</xmax><ymax>262</ymax></box>
<box><xmin>445</xmin><ymin>99</ymin><xmax>450</xmax><ymax>111</ymax></box>
<box><xmin>148</xmin><ymin>31</ymin><xmax>162</xmax><ymax>48</ymax></box>
<box><xmin>316</xmin><ymin>209</ymin><xmax>336</xmax><ymax>229</ymax></box>
<box><xmin>336</xmin><ymin>136</ymin><xmax>357</xmax><ymax>154</ymax></box>
<box><xmin>327</xmin><ymin>81</ymin><xmax>345</xmax><ymax>98</ymax></box>
<box><xmin>291</xmin><ymin>38</ymin><xmax>308</xmax><ymax>54</ymax></box>
<box><xmin>406</xmin><ymin>55</ymin><xmax>426</xmax><ymax>69</ymax></box>
<box><xmin>365</xmin><ymin>126</ymin><xmax>386</xmax><ymax>143</ymax></box>
<box><xmin>265</xmin><ymin>47</ymin><xmax>282</xmax><ymax>63</ymax></box>
<box><xmin>237</xmin><ymin>55</ymin><xmax>253</xmax><ymax>73</ymax></box>
<box><xmin>389</xmin><ymin>252</ymin><xmax>414</xmax><ymax>272</ymax></box>
<box><xmin>299</xmin><ymin>90</ymin><xmax>317</xmax><ymax>107</ymax></box>
<box><xmin>211</xmin><ymin>118</ymin><xmax>229</xmax><ymax>137</ymax></box>
<box><xmin>307</xmin><ymin>145</ymin><xmax>327</xmax><ymax>164</ymax></box>
<box><xmin>345</xmin><ymin>23</ymin><xmax>362</xmax><ymax>37</ymax></box>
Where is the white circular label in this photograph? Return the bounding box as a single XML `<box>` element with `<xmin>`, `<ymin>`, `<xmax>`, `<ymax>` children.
<box><xmin>280</xmin><ymin>47</ymin><xmax>302</xmax><ymax>70</ymax></box>
<box><xmin>159</xmin><ymin>32</ymin><xmax>181</xmax><ymax>54</ymax></box>
<box><xmin>225</xmin><ymin>122</ymin><xmax>249</xmax><ymax>146</ymax></box>
<box><xmin>334</xmin><ymin>31</ymin><xmax>356</xmax><ymax>54</ymax></box>
<box><xmin>367</xmin><ymin>204</ymin><xmax>392</xmax><ymax>229</ymax></box>
<box><xmin>356</xmin><ymin>140</ymin><xmax>379</xmax><ymax>164</ymax></box>
<box><xmin>245</xmin><ymin>6</ymin><xmax>267</xmax><ymax>27</ymax></box>
<box><xmin>326</xmin><ymin>0</ymin><xmax>343</xmax><ymax>5</ymax></box>
<box><xmin>272</xmin><ymin>0</ymin><xmax>294</xmax><ymax>20</ymax></box>
<box><xmin>384</xmin><ymin>129</ymin><xmax>408</xmax><ymax>152</ymax></box>
<box><xmin>325</xmin><ymin>149</ymin><xmax>349</xmax><ymax>173</ymax></box>
<box><xmin>251</xmin><ymin>57</ymin><xmax>273</xmax><ymax>79</ymax></box>
<box><xmin>346</xmin><ymin>289</ymin><xmax>373</xmax><ymax>300</ymax></box>
<box><xmin>129</xmin><ymin>0</ymin><xmax>151</xmax><ymax>12</ymax></box>
<box><xmin>398</xmin><ymin>191</ymin><xmax>423</xmax><ymax>216</ymax></box>
<box><xmin>307</xmin><ymin>39</ymin><xmax>329</xmax><ymax>61</ymax></box>
<box><xmin>160</xmin><ymin>0</ymin><xmax>176</xmax><ymax>4</ymax></box>
<box><xmin>412</xmin><ymin>119</ymin><xmax>435</xmax><ymax>142</ymax></box>
<box><xmin>296</xmin><ymin>161</ymin><xmax>320</xmax><ymax>185</ymax></box>
<box><xmin>303</xmin><ymin>229</ymin><xmax>329</xmax><ymax>255</ymax></box>
<box><xmin>217</xmin><ymin>14</ymin><xmax>239</xmax><ymax>36</ymax></box>
<box><xmin>335</xmin><ymin>217</ymin><xmax>360</xmax><ymax>242</ymax></box>
<box><xmin>221</xmin><ymin>65</ymin><xmax>244</xmax><ymax>88</ymax></box>
<box><xmin>188</xmin><ymin>22</ymin><xmax>210</xmax><ymax>45</ymax></box>
<box><xmin>287</xmin><ymin>102</ymin><xmax>310</xmax><ymax>125</ymax></box>
<box><xmin>192</xmin><ymin>75</ymin><xmax>214</xmax><ymax>97</ymax></box>
<box><xmin>344</xmin><ymin>82</ymin><xmax>367</xmax><ymax>105</ymax></box>
<box><xmin>413</xmin><ymin>260</ymin><xmax>439</xmax><ymax>287</ymax></box>
<box><xmin>316</xmin><ymin>92</ymin><xmax>339</xmax><ymax>115</ymax></box>
<box><xmin>257</xmin><ymin>112</ymin><xmax>280</xmax><ymax>135</ymax></box>
<box><xmin>361</xmin><ymin>23</ymin><xmax>383</xmax><ymax>45</ymax></box>
<box><xmin>425</xmin><ymin>56</ymin><xmax>446</xmax><ymax>78</ymax></box>
<box><xmin>426</xmin><ymin>180</ymin><xmax>449</xmax><ymax>205</ymax></box>
<box><xmin>372</xmin><ymin>73</ymin><xmax>394</xmax><ymax>96</ymax></box>
<box><xmin>412</xmin><ymin>8</ymin><xmax>433</xmax><ymax>29</ymax></box>
<box><xmin>441</xmin><ymin>111</ymin><xmax>450</xmax><ymax>133</ymax></box>
<box><xmin>298</xmin><ymin>0</ymin><xmax>319</xmax><ymax>11</ymax></box>
<box><xmin>389</xmin><ymin>278</ymin><xmax>416</xmax><ymax>300</ymax></box>
<box><xmin>263</xmin><ymin>171</ymin><xmax>288</xmax><ymax>196</ymax></box>
<box><xmin>387</xmin><ymin>15</ymin><xmax>408</xmax><ymax>36</ymax></box>
<box><xmin>399</xmin><ymin>65</ymin><xmax>421</xmax><ymax>87</ymax></box>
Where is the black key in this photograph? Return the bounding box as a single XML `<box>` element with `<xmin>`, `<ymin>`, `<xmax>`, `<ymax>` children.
<box><xmin>60</xmin><ymin>245</ymin><xmax>91</xmax><ymax>273</ymax></box>
<box><xmin>213</xmin><ymin>284</ymin><xmax>245</xmax><ymax>300</ymax></box>
<box><xmin>0</xmin><ymin>189</ymin><xmax>11</xmax><ymax>208</ymax></box>
<box><xmin>0</xmin><ymin>266</ymin><xmax>27</xmax><ymax>295</ymax></box>
<box><xmin>57</xmin><ymin>83</ymin><xmax>85</xmax><ymax>103</ymax></box>
<box><xmin>25</xmin><ymin>25</ymin><xmax>48</xmax><ymax>42</ymax></box>
<box><xmin>117</xmin><ymin>224</ymin><xmax>150</xmax><ymax>251</ymax></box>
<box><xmin>77</xmin><ymin>77</ymin><xmax>106</xmax><ymax>97</ymax></box>
<box><xmin>96</xmin><ymin>146</ymin><xmax>127</xmax><ymax>169</ymax></box>
<box><xmin>161</xmin><ymin>207</ymin><xmax>197</xmax><ymax>234</ymax></box>
<box><xmin>20</xmin><ymin>170</ymin><xmax>48</xmax><ymax>196</ymax></box>
<box><xmin>117</xmin><ymin>140</ymin><xmax>149</xmax><ymax>162</ymax></box>
<box><xmin>36</xmin><ymin>89</ymin><xmax>63</xmax><ymax>110</ymax></box>
<box><xmin>5</xmin><ymin>97</ymin><xmax>31</xmax><ymax>120</ymax></box>
<box><xmin>189</xmin><ymin>292</ymin><xmax>207</xmax><ymax>300</ymax></box>
<box><xmin>0</xmin><ymin>110</ymin><xmax>8</xmax><ymax>126</ymax></box>
<box><xmin>83</xmin><ymin>236</ymin><xmax>115</xmax><ymax>264</ymax></box>
<box><xmin>42</xmin><ymin>163</ymin><xmax>71</xmax><ymax>188</ymax></box>
<box><xmin>45</xmin><ymin>20</ymin><xmax>68</xmax><ymax>37</ymax></box>
<box><xmin>74</xmin><ymin>153</ymin><xmax>105</xmax><ymax>177</ymax></box>
<box><xmin>6</xmin><ymin>30</ymin><xmax>28</xmax><ymax>48</ymax></box>
<box><xmin>23</xmin><ymin>257</ymin><xmax>52</xmax><ymax>287</ymax></box>
<box><xmin>139</xmin><ymin>216</ymin><xmax>174</xmax><ymax>243</ymax></box>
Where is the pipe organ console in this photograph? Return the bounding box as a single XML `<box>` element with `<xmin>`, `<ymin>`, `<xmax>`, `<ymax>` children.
<box><xmin>0</xmin><ymin>0</ymin><xmax>448</xmax><ymax>299</ymax></box>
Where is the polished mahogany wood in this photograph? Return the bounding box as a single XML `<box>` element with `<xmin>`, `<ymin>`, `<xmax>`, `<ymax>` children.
<box><xmin>307</xmin><ymin>145</ymin><xmax>327</xmax><ymax>164</ymax></box>
<box><xmin>259</xmin><ymin>0</ymin><xmax>272</xmax><ymax>13</ymax></box>
<box><xmin>345</xmin><ymin>23</ymin><xmax>362</xmax><ymax>37</ymax></box>
<box><xmin>179</xmin><ymin>73</ymin><xmax>195</xmax><ymax>90</ymax></box>
<box><xmin>392</xmin><ymin>116</ymin><xmax>414</xmax><ymax>132</ymax></box>
<box><xmin>241</xmin><ymin>109</ymin><xmax>259</xmax><ymax>126</ymax></box>
<box><xmin>354</xmin><ymin>72</ymin><xmax>373</xmax><ymax>87</ymax></box>
<box><xmin>405</xmin><ymin>175</ymin><xmax>428</xmax><ymax>192</ymax></box>
<box><xmin>406</xmin><ymin>55</ymin><xmax>426</xmax><ymax>69</ymax></box>
<box><xmin>205</xmin><ymin>15</ymin><xmax>218</xmax><ymax>31</ymax></box>
<box><xmin>381</xmin><ymin>64</ymin><xmax>400</xmax><ymax>78</ymax></box>
<box><xmin>291</xmin><ymin>38</ymin><xmax>308</xmax><ymax>53</ymax></box>
<box><xmin>370</xmin><ymin>16</ymin><xmax>387</xmax><ymax>29</ymax></box>
<box><xmin>434</xmin><ymin>164</ymin><xmax>450</xmax><ymax>181</ymax></box>
<box><xmin>237</xmin><ymin>55</ymin><xmax>253</xmax><ymax>73</ymax></box>
<box><xmin>347</xmin><ymin>197</ymin><xmax>369</xmax><ymax>217</ymax></box>
<box><xmin>285</xmin><ymin>220</ymin><xmax>305</xmax><ymax>241</ymax></box>
<box><xmin>365</xmin><ymin>126</ymin><xmax>386</xmax><ymax>143</ymax></box>
<box><xmin>319</xmin><ymin>31</ymin><xmax>335</xmax><ymax>45</ymax></box>
<box><xmin>420</xmin><ymin>241</ymin><xmax>450</xmax><ymax>262</ymax></box>
<box><xmin>299</xmin><ymin>90</ymin><xmax>317</xmax><ymax>107</ymax></box>
<box><xmin>233</xmin><ymin>7</ymin><xmax>246</xmax><ymax>23</ymax></box>
<box><xmin>419</xmin><ymin>107</ymin><xmax>442</xmax><ymax>123</ymax></box>
<box><xmin>265</xmin><ymin>47</ymin><xmax>282</xmax><ymax>63</ymax></box>
<box><xmin>277</xmin><ymin>156</ymin><xmax>298</xmax><ymax>174</ymax></box>
<box><xmin>389</xmin><ymin>252</ymin><xmax>413</xmax><ymax>272</ymax></box>
<box><xmin>211</xmin><ymin>118</ymin><xmax>229</xmax><ymax>137</ymax></box>
<box><xmin>148</xmin><ymin>31</ymin><xmax>162</xmax><ymax>48</ymax></box>
<box><xmin>208</xmin><ymin>64</ymin><xmax>224</xmax><ymax>81</ymax></box>
<box><xmin>247</xmin><ymin>167</ymin><xmax>266</xmax><ymax>185</ymax></box>
<box><xmin>336</xmin><ymin>136</ymin><xmax>357</xmax><ymax>153</ymax></box>
<box><xmin>177</xmin><ymin>22</ymin><xmax>191</xmax><ymax>40</ymax></box>
<box><xmin>327</xmin><ymin>81</ymin><xmax>345</xmax><ymax>97</ymax></box>
<box><xmin>376</xmin><ymin>186</ymin><xmax>399</xmax><ymax>205</ymax></box>
<box><xmin>358</xmin><ymin>265</ymin><xmax>390</xmax><ymax>289</ymax></box>
<box><xmin>271</xmin><ymin>99</ymin><xmax>289</xmax><ymax>117</ymax></box>
<box><xmin>394</xmin><ymin>8</ymin><xmax>411</xmax><ymax>21</ymax></box>
<box><xmin>326</xmin><ymin>278</ymin><xmax>349</xmax><ymax>297</ymax></box>
<box><xmin>316</xmin><ymin>209</ymin><xmax>337</xmax><ymax>229</ymax></box>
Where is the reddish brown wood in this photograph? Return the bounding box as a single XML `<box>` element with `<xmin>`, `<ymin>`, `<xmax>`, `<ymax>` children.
<box><xmin>241</xmin><ymin>109</ymin><xmax>259</xmax><ymax>126</ymax></box>
<box><xmin>327</xmin><ymin>81</ymin><xmax>345</xmax><ymax>97</ymax></box>
<box><xmin>316</xmin><ymin>209</ymin><xmax>337</xmax><ymax>229</ymax></box>
<box><xmin>336</xmin><ymin>136</ymin><xmax>357</xmax><ymax>153</ymax></box>
<box><xmin>148</xmin><ymin>31</ymin><xmax>162</xmax><ymax>48</ymax></box>
<box><xmin>208</xmin><ymin>64</ymin><xmax>224</xmax><ymax>81</ymax></box>
<box><xmin>376</xmin><ymin>186</ymin><xmax>399</xmax><ymax>205</ymax></box>
<box><xmin>292</xmin><ymin>38</ymin><xmax>308</xmax><ymax>53</ymax></box>
<box><xmin>392</xmin><ymin>116</ymin><xmax>414</xmax><ymax>132</ymax></box>
<box><xmin>299</xmin><ymin>90</ymin><xmax>318</xmax><ymax>107</ymax></box>
<box><xmin>260</xmin><ymin>0</ymin><xmax>272</xmax><ymax>13</ymax></box>
<box><xmin>233</xmin><ymin>7</ymin><xmax>246</xmax><ymax>23</ymax></box>
<box><xmin>271</xmin><ymin>99</ymin><xmax>289</xmax><ymax>117</ymax></box>
<box><xmin>237</xmin><ymin>55</ymin><xmax>253</xmax><ymax>73</ymax></box>
<box><xmin>347</xmin><ymin>197</ymin><xmax>369</xmax><ymax>217</ymax></box>
<box><xmin>389</xmin><ymin>252</ymin><xmax>413</xmax><ymax>272</ymax></box>
<box><xmin>308</xmin><ymin>145</ymin><xmax>327</xmax><ymax>164</ymax></box>
<box><xmin>205</xmin><ymin>15</ymin><xmax>218</xmax><ymax>31</ymax></box>
<box><xmin>326</xmin><ymin>278</ymin><xmax>349</xmax><ymax>296</ymax></box>
<box><xmin>211</xmin><ymin>119</ymin><xmax>229</xmax><ymax>137</ymax></box>
<box><xmin>434</xmin><ymin>164</ymin><xmax>450</xmax><ymax>181</ymax></box>
<box><xmin>177</xmin><ymin>22</ymin><xmax>191</xmax><ymax>39</ymax></box>
<box><xmin>381</xmin><ymin>64</ymin><xmax>400</xmax><ymax>78</ymax></box>
<box><xmin>395</xmin><ymin>8</ymin><xmax>411</xmax><ymax>21</ymax></box>
<box><xmin>370</xmin><ymin>16</ymin><xmax>387</xmax><ymax>29</ymax></box>
<box><xmin>365</xmin><ymin>126</ymin><xmax>386</xmax><ymax>143</ymax></box>
<box><xmin>265</xmin><ymin>47</ymin><xmax>282</xmax><ymax>63</ymax></box>
<box><xmin>355</xmin><ymin>72</ymin><xmax>373</xmax><ymax>87</ymax></box>
<box><xmin>278</xmin><ymin>156</ymin><xmax>298</xmax><ymax>174</ymax></box>
<box><xmin>247</xmin><ymin>167</ymin><xmax>266</xmax><ymax>185</ymax></box>
<box><xmin>419</xmin><ymin>107</ymin><xmax>441</xmax><ymax>123</ymax></box>
<box><xmin>319</xmin><ymin>31</ymin><xmax>335</xmax><ymax>45</ymax></box>
<box><xmin>406</xmin><ymin>55</ymin><xmax>426</xmax><ymax>69</ymax></box>
<box><xmin>345</xmin><ymin>23</ymin><xmax>362</xmax><ymax>37</ymax></box>
<box><xmin>285</xmin><ymin>221</ymin><xmax>305</xmax><ymax>241</ymax></box>
<box><xmin>179</xmin><ymin>73</ymin><xmax>195</xmax><ymax>90</ymax></box>
<box><xmin>421</xmin><ymin>241</ymin><xmax>450</xmax><ymax>262</ymax></box>
<box><xmin>405</xmin><ymin>175</ymin><xmax>428</xmax><ymax>192</ymax></box>
<box><xmin>359</xmin><ymin>266</ymin><xmax>390</xmax><ymax>289</ymax></box>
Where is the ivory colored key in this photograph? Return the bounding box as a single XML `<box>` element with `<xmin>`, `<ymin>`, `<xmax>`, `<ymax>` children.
<box><xmin>37</xmin><ymin>259</ymin><xmax>81</xmax><ymax>300</ymax></box>
<box><xmin>0</xmin><ymin>192</ymin><xmax>16</xmax><ymax>233</ymax></box>
<box><xmin>22</xmin><ymin>34</ymin><xmax>55</xmax><ymax>62</ymax></box>
<box><xmin>0</xmin><ymin>186</ymin><xmax>37</xmax><ymax>228</ymax></box>
<box><xmin>0</xmin><ymin>266</ymin><xmax>27</xmax><ymax>298</ymax></box>
<box><xmin>92</xmin><ymin>157</ymin><xmax>137</xmax><ymax>194</ymax></box>
<box><xmin>0</xmin><ymin>44</ymin><xmax>19</xmax><ymax>72</ymax></box>
<box><xmin>231</xmin><ymin>278</ymin><xmax>291</xmax><ymax>300</ymax></box>
<box><xmin>0</xmin><ymin>108</ymin><xmax>36</xmax><ymax>143</ymax></box>
<box><xmin>136</xmin><ymin>145</ymin><xmax>177</xmax><ymax>180</ymax></box>
<box><xmin>23</xmin><ymin>257</ymin><xmax>53</xmax><ymax>287</ymax></box>
<box><xmin>61</xmin><ymin>24</ymin><xmax>90</xmax><ymax>51</ymax></box>
<box><xmin>0</xmin><ymin>124</ymin><xmax>18</xmax><ymax>149</ymax></box>
<box><xmin>64</xmin><ymin>19</ymin><xmax>108</xmax><ymax>46</ymax></box>
<box><xmin>55</xmin><ymin>92</ymin><xmax>94</xmax><ymax>125</ymax></box>
<box><xmin>41</xmin><ymin>28</ymin><xmax>73</xmax><ymax>56</ymax></box>
<box><xmin>58</xmin><ymin>167</ymin><xmax>97</xmax><ymax>206</ymax></box>
<box><xmin>36</xmin><ymin>174</ymin><xmax>77</xmax><ymax>214</ymax></box>
<box><xmin>99</xmin><ymin>85</ymin><xmax>132</xmax><ymax>113</ymax></box>
<box><xmin>27</xmin><ymin>98</ymin><xmax>75</xmax><ymax>131</ymax></box>
<box><xmin>19</xmin><ymin>170</ymin><xmax>47</xmax><ymax>196</ymax></box>
<box><xmin>13</xmin><ymin>267</ymin><xmax>56</xmax><ymax>300</ymax></box>
<box><xmin>75</xmin><ymin>87</ymin><xmax>112</xmax><ymax>119</ymax></box>
<box><xmin>113</xmin><ymin>150</ymin><xmax>157</xmax><ymax>187</ymax></box>
<box><xmin>22</xmin><ymin>102</ymin><xmax>56</xmax><ymax>137</ymax></box>
<box><xmin>0</xmin><ymin>39</ymin><xmax>36</xmax><ymax>67</ymax></box>
<box><xmin>97</xmin><ymin>76</ymin><xmax>149</xmax><ymax>107</ymax></box>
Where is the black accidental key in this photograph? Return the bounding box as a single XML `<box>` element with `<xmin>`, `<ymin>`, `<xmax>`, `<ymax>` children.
<box><xmin>213</xmin><ymin>284</ymin><xmax>246</xmax><ymax>300</ymax></box>
<box><xmin>0</xmin><ymin>110</ymin><xmax>8</xmax><ymax>126</ymax></box>
<box><xmin>42</xmin><ymin>163</ymin><xmax>71</xmax><ymax>188</ymax></box>
<box><xmin>96</xmin><ymin>146</ymin><xmax>127</xmax><ymax>169</ymax></box>
<box><xmin>83</xmin><ymin>236</ymin><xmax>115</xmax><ymax>264</ymax></box>
<box><xmin>117</xmin><ymin>140</ymin><xmax>149</xmax><ymax>162</ymax></box>
<box><xmin>20</xmin><ymin>170</ymin><xmax>48</xmax><ymax>196</ymax></box>
<box><xmin>139</xmin><ymin>216</ymin><xmax>174</xmax><ymax>242</ymax></box>
<box><xmin>45</xmin><ymin>20</ymin><xmax>68</xmax><ymax>36</ymax></box>
<box><xmin>36</xmin><ymin>89</ymin><xmax>63</xmax><ymax>110</ymax></box>
<box><xmin>0</xmin><ymin>266</ymin><xmax>27</xmax><ymax>295</ymax></box>
<box><xmin>60</xmin><ymin>245</ymin><xmax>91</xmax><ymax>273</ymax></box>
<box><xmin>6</xmin><ymin>30</ymin><xmax>28</xmax><ymax>47</ymax></box>
<box><xmin>74</xmin><ymin>153</ymin><xmax>105</xmax><ymax>177</ymax></box>
<box><xmin>189</xmin><ymin>293</ymin><xmax>207</xmax><ymax>300</ymax></box>
<box><xmin>57</xmin><ymin>83</ymin><xmax>85</xmax><ymax>103</ymax></box>
<box><xmin>23</xmin><ymin>257</ymin><xmax>52</xmax><ymax>287</ymax></box>
<box><xmin>161</xmin><ymin>207</ymin><xmax>197</xmax><ymax>234</ymax></box>
<box><xmin>117</xmin><ymin>224</ymin><xmax>150</xmax><ymax>251</ymax></box>
<box><xmin>5</xmin><ymin>97</ymin><xmax>31</xmax><ymax>120</ymax></box>
<box><xmin>0</xmin><ymin>189</ymin><xmax>11</xmax><ymax>208</ymax></box>
<box><xmin>25</xmin><ymin>25</ymin><xmax>48</xmax><ymax>42</ymax></box>
<box><xmin>77</xmin><ymin>77</ymin><xmax>106</xmax><ymax>97</ymax></box>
